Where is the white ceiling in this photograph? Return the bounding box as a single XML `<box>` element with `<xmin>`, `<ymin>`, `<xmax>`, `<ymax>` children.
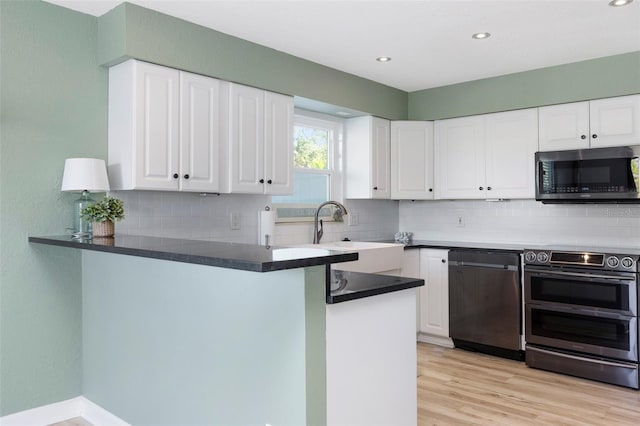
<box><xmin>45</xmin><ymin>0</ymin><xmax>640</xmax><ymax>92</ymax></box>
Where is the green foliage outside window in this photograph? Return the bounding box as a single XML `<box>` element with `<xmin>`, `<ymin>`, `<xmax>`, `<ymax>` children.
<box><xmin>294</xmin><ymin>126</ymin><xmax>328</xmax><ymax>170</ymax></box>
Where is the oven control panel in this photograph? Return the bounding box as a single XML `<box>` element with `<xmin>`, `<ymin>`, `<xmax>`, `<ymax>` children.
<box><xmin>524</xmin><ymin>249</ymin><xmax>639</xmax><ymax>272</ymax></box>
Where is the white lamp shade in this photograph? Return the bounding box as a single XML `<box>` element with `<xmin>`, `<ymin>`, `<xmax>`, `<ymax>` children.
<box><xmin>61</xmin><ymin>158</ymin><xmax>111</xmax><ymax>192</ymax></box>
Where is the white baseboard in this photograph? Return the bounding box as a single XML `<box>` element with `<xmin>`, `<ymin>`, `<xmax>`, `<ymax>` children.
<box><xmin>0</xmin><ymin>396</ymin><xmax>129</xmax><ymax>426</ymax></box>
<box><xmin>417</xmin><ymin>333</ymin><xmax>454</xmax><ymax>348</ymax></box>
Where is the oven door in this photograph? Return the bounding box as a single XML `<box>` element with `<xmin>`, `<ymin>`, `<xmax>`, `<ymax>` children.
<box><xmin>525</xmin><ymin>268</ymin><xmax>637</xmax><ymax>316</ymax></box>
<box><xmin>526</xmin><ymin>304</ymin><xmax>638</xmax><ymax>362</ymax></box>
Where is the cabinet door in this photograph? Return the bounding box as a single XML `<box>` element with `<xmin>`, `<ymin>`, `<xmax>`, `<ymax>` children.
<box><xmin>179</xmin><ymin>72</ymin><xmax>220</xmax><ymax>192</ymax></box>
<box><xmin>133</xmin><ymin>61</ymin><xmax>181</xmax><ymax>190</ymax></box>
<box><xmin>434</xmin><ymin>116</ymin><xmax>485</xmax><ymax>199</ymax></box>
<box><xmin>538</xmin><ymin>102</ymin><xmax>590</xmax><ymax>151</ymax></box>
<box><xmin>485</xmin><ymin>109</ymin><xmax>538</xmax><ymax>199</ymax></box>
<box><xmin>264</xmin><ymin>92</ymin><xmax>294</xmax><ymax>195</ymax></box>
<box><xmin>228</xmin><ymin>83</ymin><xmax>264</xmax><ymax>193</ymax></box>
<box><xmin>419</xmin><ymin>249</ymin><xmax>449</xmax><ymax>338</ymax></box>
<box><xmin>589</xmin><ymin>95</ymin><xmax>640</xmax><ymax>148</ymax></box>
<box><xmin>371</xmin><ymin>117</ymin><xmax>391</xmax><ymax>199</ymax></box>
<box><xmin>391</xmin><ymin>121</ymin><xmax>434</xmax><ymax>199</ymax></box>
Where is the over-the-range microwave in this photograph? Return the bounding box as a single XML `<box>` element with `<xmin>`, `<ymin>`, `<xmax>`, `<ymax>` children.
<box><xmin>535</xmin><ymin>145</ymin><xmax>640</xmax><ymax>203</ymax></box>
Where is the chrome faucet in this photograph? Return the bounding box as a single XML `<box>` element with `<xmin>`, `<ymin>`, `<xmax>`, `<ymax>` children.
<box><xmin>313</xmin><ymin>201</ymin><xmax>348</xmax><ymax>244</ymax></box>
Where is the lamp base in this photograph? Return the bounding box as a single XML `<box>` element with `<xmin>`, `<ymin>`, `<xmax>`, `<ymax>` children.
<box><xmin>72</xmin><ymin>191</ymin><xmax>94</xmax><ymax>238</ymax></box>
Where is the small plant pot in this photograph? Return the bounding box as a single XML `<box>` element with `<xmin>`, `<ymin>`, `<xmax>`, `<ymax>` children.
<box><xmin>92</xmin><ymin>220</ymin><xmax>115</xmax><ymax>237</ymax></box>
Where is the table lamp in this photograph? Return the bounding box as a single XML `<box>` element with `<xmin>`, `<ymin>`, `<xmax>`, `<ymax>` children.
<box><xmin>61</xmin><ymin>158</ymin><xmax>110</xmax><ymax>238</ymax></box>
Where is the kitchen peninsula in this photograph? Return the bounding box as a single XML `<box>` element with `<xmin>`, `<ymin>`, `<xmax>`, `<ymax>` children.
<box><xmin>29</xmin><ymin>235</ymin><xmax>423</xmax><ymax>425</ymax></box>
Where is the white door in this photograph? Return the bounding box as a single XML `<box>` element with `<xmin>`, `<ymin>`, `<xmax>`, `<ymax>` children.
<box><xmin>435</xmin><ymin>116</ymin><xmax>485</xmax><ymax>199</ymax></box>
<box><xmin>391</xmin><ymin>121</ymin><xmax>434</xmax><ymax>199</ymax></box>
<box><xmin>485</xmin><ymin>108</ymin><xmax>538</xmax><ymax>199</ymax></box>
<box><xmin>419</xmin><ymin>249</ymin><xmax>449</xmax><ymax>338</ymax></box>
<box><xmin>589</xmin><ymin>94</ymin><xmax>640</xmax><ymax>148</ymax></box>
<box><xmin>179</xmin><ymin>72</ymin><xmax>220</xmax><ymax>192</ymax></box>
<box><xmin>371</xmin><ymin>117</ymin><xmax>391</xmax><ymax>199</ymax></box>
<box><xmin>538</xmin><ymin>102</ymin><xmax>590</xmax><ymax>151</ymax></box>
<box><xmin>134</xmin><ymin>61</ymin><xmax>180</xmax><ymax>190</ymax></box>
<box><xmin>264</xmin><ymin>92</ymin><xmax>294</xmax><ymax>195</ymax></box>
<box><xmin>228</xmin><ymin>83</ymin><xmax>264</xmax><ymax>193</ymax></box>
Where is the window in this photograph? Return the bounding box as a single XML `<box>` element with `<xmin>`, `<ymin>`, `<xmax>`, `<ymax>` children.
<box><xmin>272</xmin><ymin>111</ymin><xmax>343</xmax><ymax>222</ymax></box>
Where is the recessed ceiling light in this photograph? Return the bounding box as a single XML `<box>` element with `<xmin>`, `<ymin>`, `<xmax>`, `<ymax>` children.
<box><xmin>472</xmin><ymin>32</ymin><xmax>491</xmax><ymax>40</ymax></box>
<box><xmin>376</xmin><ymin>56</ymin><xmax>392</xmax><ymax>63</ymax></box>
<box><xmin>335</xmin><ymin>111</ymin><xmax>351</xmax><ymax>116</ymax></box>
<box><xmin>609</xmin><ymin>0</ymin><xmax>633</xmax><ymax>6</ymax></box>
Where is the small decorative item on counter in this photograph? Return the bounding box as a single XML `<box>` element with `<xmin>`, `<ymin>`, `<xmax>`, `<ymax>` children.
<box><xmin>394</xmin><ymin>231</ymin><xmax>413</xmax><ymax>244</ymax></box>
<box><xmin>81</xmin><ymin>196</ymin><xmax>124</xmax><ymax>238</ymax></box>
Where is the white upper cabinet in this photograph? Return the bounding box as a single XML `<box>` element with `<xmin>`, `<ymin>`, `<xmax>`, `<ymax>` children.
<box><xmin>590</xmin><ymin>95</ymin><xmax>640</xmax><ymax>148</ymax></box>
<box><xmin>539</xmin><ymin>95</ymin><xmax>640</xmax><ymax>151</ymax></box>
<box><xmin>108</xmin><ymin>59</ymin><xmax>220</xmax><ymax>192</ymax></box>
<box><xmin>435</xmin><ymin>108</ymin><xmax>538</xmax><ymax>199</ymax></box>
<box><xmin>180</xmin><ymin>72</ymin><xmax>221</xmax><ymax>192</ymax></box>
<box><xmin>484</xmin><ymin>109</ymin><xmax>538</xmax><ymax>199</ymax></box>
<box><xmin>264</xmin><ymin>91</ymin><xmax>294</xmax><ymax>195</ymax></box>
<box><xmin>434</xmin><ymin>115</ymin><xmax>486</xmax><ymax>199</ymax></box>
<box><xmin>390</xmin><ymin>121</ymin><xmax>434</xmax><ymax>200</ymax></box>
<box><xmin>538</xmin><ymin>101</ymin><xmax>590</xmax><ymax>151</ymax></box>
<box><xmin>345</xmin><ymin>116</ymin><xmax>391</xmax><ymax>199</ymax></box>
<box><xmin>221</xmin><ymin>83</ymin><xmax>293</xmax><ymax>194</ymax></box>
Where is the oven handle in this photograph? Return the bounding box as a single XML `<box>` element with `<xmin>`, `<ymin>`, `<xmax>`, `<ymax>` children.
<box><xmin>528</xmin><ymin>302</ymin><xmax>635</xmax><ymax>319</ymax></box>
<box><xmin>529</xmin><ymin>346</ymin><xmax>639</xmax><ymax>370</ymax></box>
<box><xmin>525</xmin><ymin>268</ymin><xmax>636</xmax><ymax>283</ymax></box>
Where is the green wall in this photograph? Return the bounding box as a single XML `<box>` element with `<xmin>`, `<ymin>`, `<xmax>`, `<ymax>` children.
<box><xmin>0</xmin><ymin>0</ymin><xmax>107</xmax><ymax>416</ymax></box>
<box><xmin>97</xmin><ymin>2</ymin><xmax>408</xmax><ymax>120</ymax></box>
<box><xmin>409</xmin><ymin>51</ymin><xmax>640</xmax><ymax>120</ymax></box>
<box><xmin>82</xmin><ymin>251</ymin><xmax>326</xmax><ymax>425</ymax></box>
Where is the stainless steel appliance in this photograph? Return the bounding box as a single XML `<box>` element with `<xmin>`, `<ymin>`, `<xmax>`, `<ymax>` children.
<box><xmin>535</xmin><ymin>145</ymin><xmax>640</xmax><ymax>203</ymax></box>
<box><xmin>524</xmin><ymin>248</ymin><xmax>640</xmax><ymax>389</ymax></box>
<box><xmin>449</xmin><ymin>249</ymin><xmax>523</xmax><ymax>360</ymax></box>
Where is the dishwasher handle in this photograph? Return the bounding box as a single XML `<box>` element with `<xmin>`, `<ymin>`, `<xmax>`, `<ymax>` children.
<box><xmin>449</xmin><ymin>260</ymin><xmax>519</xmax><ymax>271</ymax></box>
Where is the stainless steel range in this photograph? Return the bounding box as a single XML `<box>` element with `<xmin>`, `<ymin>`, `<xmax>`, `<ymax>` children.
<box><xmin>523</xmin><ymin>248</ymin><xmax>640</xmax><ymax>389</ymax></box>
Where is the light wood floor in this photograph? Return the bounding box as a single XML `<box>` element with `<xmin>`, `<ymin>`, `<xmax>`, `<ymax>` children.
<box><xmin>418</xmin><ymin>342</ymin><xmax>640</xmax><ymax>425</ymax></box>
<box><xmin>51</xmin><ymin>343</ymin><xmax>640</xmax><ymax>426</ymax></box>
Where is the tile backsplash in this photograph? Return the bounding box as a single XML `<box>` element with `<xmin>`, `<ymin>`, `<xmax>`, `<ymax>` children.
<box><xmin>399</xmin><ymin>199</ymin><xmax>640</xmax><ymax>248</ymax></box>
<box><xmin>112</xmin><ymin>191</ymin><xmax>399</xmax><ymax>246</ymax></box>
<box><xmin>112</xmin><ymin>191</ymin><xmax>640</xmax><ymax>249</ymax></box>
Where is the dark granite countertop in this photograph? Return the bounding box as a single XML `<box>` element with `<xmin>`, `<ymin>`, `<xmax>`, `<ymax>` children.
<box><xmin>327</xmin><ymin>269</ymin><xmax>423</xmax><ymax>304</ymax></box>
<box><xmin>401</xmin><ymin>240</ymin><xmax>524</xmax><ymax>253</ymax></box>
<box><xmin>383</xmin><ymin>239</ymin><xmax>640</xmax><ymax>255</ymax></box>
<box><xmin>29</xmin><ymin>235</ymin><xmax>359</xmax><ymax>273</ymax></box>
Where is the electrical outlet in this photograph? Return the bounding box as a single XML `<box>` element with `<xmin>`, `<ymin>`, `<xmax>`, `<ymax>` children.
<box><xmin>348</xmin><ymin>213</ymin><xmax>359</xmax><ymax>226</ymax></box>
<box><xmin>456</xmin><ymin>216</ymin><xmax>465</xmax><ymax>227</ymax></box>
<box><xmin>230</xmin><ymin>212</ymin><xmax>241</xmax><ymax>230</ymax></box>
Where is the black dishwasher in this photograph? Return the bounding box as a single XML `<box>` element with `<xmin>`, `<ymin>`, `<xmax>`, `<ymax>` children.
<box><xmin>449</xmin><ymin>249</ymin><xmax>523</xmax><ymax>360</ymax></box>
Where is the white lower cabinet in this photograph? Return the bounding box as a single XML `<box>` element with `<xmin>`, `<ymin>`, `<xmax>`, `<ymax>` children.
<box><xmin>399</xmin><ymin>248</ymin><xmax>452</xmax><ymax>347</ymax></box>
<box><xmin>418</xmin><ymin>249</ymin><xmax>452</xmax><ymax>347</ymax></box>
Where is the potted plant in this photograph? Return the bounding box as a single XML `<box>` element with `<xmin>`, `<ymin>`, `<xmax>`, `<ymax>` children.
<box><xmin>82</xmin><ymin>196</ymin><xmax>124</xmax><ymax>237</ymax></box>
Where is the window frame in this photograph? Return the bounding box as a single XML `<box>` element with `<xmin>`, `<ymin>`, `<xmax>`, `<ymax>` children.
<box><xmin>273</xmin><ymin>109</ymin><xmax>344</xmax><ymax>223</ymax></box>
